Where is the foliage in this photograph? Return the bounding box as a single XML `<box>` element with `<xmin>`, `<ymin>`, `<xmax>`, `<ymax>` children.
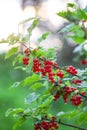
<box><xmin>1</xmin><ymin>4</ymin><xmax>87</xmax><ymax>130</ymax></box>
<box><xmin>57</xmin><ymin>3</ymin><xmax>87</xmax><ymax>64</ymax></box>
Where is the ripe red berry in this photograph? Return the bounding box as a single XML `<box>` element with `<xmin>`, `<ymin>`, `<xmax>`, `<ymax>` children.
<box><xmin>53</xmin><ymin>93</ymin><xmax>60</xmax><ymax>101</ymax></box>
<box><xmin>66</xmin><ymin>66</ymin><xmax>77</xmax><ymax>75</ymax></box>
<box><xmin>59</xmin><ymin>79</ymin><xmax>62</xmax><ymax>84</ymax></box>
<box><xmin>33</xmin><ymin>58</ymin><xmax>42</xmax><ymax>73</ymax></box>
<box><xmin>72</xmin><ymin>79</ymin><xmax>82</xmax><ymax>84</ymax></box>
<box><xmin>80</xmin><ymin>59</ymin><xmax>87</xmax><ymax>65</ymax></box>
<box><xmin>63</xmin><ymin>95</ymin><xmax>68</xmax><ymax>103</ymax></box>
<box><xmin>34</xmin><ymin>120</ymin><xmax>58</xmax><ymax>130</ymax></box>
<box><xmin>70</xmin><ymin>95</ymin><xmax>82</xmax><ymax>106</ymax></box>
<box><xmin>57</xmin><ymin>71</ymin><xmax>64</xmax><ymax>78</ymax></box>
<box><xmin>23</xmin><ymin>57</ymin><xmax>29</xmax><ymax>65</ymax></box>
<box><xmin>81</xmin><ymin>91</ymin><xmax>86</xmax><ymax>95</ymax></box>
<box><xmin>51</xmin><ymin>116</ymin><xmax>56</xmax><ymax>121</ymax></box>
<box><xmin>65</xmin><ymin>86</ymin><xmax>73</xmax><ymax>94</ymax></box>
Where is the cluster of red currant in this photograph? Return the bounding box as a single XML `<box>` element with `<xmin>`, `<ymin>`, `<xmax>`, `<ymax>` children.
<box><xmin>34</xmin><ymin>116</ymin><xmax>58</xmax><ymax>130</ymax></box>
<box><xmin>23</xmin><ymin>48</ymin><xmax>30</xmax><ymax>65</ymax></box>
<box><xmin>33</xmin><ymin>59</ymin><xmax>58</xmax><ymax>83</ymax></box>
<box><xmin>66</xmin><ymin>65</ymin><xmax>77</xmax><ymax>75</ymax></box>
<box><xmin>52</xmin><ymin>85</ymin><xmax>85</xmax><ymax>106</ymax></box>
<box><xmin>22</xmin><ymin>48</ymin><xmax>86</xmax><ymax>106</ymax></box>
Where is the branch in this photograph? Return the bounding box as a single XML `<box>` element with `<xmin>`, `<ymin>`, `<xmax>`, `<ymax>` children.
<box><xmin>58</xmin><ymin>120</ymin><xmax>87</xmax><ymax>130</ymax></box>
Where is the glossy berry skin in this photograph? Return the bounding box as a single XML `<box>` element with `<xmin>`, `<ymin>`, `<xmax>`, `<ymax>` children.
<box><xmin>43</xmin><ymin>60</ymin><xmax>55</xmax><ymax>83</ymax></box>
<box><xmin>63</xmin><ymin>86</ymin><xmax>73</xmax><ymax>103</ymax></box>
<box><xmin>70</xmin><ymin>95</ymin><xmax>82</xmax><ymax>106</ymax></box>
<box><xmin>33</xmin><ymin>58</ymin><xmax>42</xmax><ymax>73</ymax></box>
<box><xmin>66</xmin><ymin>66</ymin><xmax>77</xmax><ymax>75</ymax></box>
<box><xmin>57</xmin><ymin>71</ymin><xmax>64</xmax><ymax>78</ymax></box>
<box><xmin>72</xmin><ymin>79</ymin><xmax>82</xmax><ymax>84</ymax></box>
<box><xmin>23</xmin><ymin>57</ymin><xmax>29</xmax><ymax>65</ymax></box>
<box><xmin>34</xmin><ymin>121</ymin><xmax>58</xmax><ymax>130</ymax></box>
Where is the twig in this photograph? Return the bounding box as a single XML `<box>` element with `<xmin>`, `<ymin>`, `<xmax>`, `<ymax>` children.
<box><xmin>58</xmin><ymin>120</ymin><xmax>87</xmax><ymax>130</ymax></box>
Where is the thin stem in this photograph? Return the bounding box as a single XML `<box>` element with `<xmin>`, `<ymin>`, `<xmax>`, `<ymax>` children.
<box><xmin>58</xmin><ymin>120</ymin><xmax>87</xmax><ymax>130</ymax></box>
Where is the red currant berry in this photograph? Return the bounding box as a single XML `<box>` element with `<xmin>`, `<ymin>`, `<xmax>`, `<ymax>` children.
<box><xmin>80</xmin><ymin>59</ymin><xmax>87</xmax><ymax>65</ymax></box>
<box><xmin>57</xmin><ymin>71</ymin><xmax>64</xmax><ymax>78</ymax></box>
<box><xmin>70</xmin><ymin>95</ymin><xmax>82</xmax><ymax>106</ymax></box>
<box><xmin>66</xmin><ymin>66</ymin><xmax>77</xmax><ymax>75</ymax></box>
<box><xmin>24</xmin><ymin>48</ymin><xmax>30</xmax><ymax>56</ymax></box>
<box><xmin>23</xmin><ymin>57</ymin><xmax>29</xmax><ymax>65</ymax></box>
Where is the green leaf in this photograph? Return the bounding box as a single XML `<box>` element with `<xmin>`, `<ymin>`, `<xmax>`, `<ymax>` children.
<box><xmin>23</xmin><ymin>73</ymin><xmax>40</xmax><ymax>86</ymax></box>
<box><xmin>59</xmin><ymin>23</ymin><xmax>81</xmax><ymax>34</ymax></box>
<box><xmin>5</xmin><ymin>47</ymin><xmax>18</xmax><ymax>59</ymax></box>
<box><xmin>30</xmin><ymin>83</ymin><xmax>43</xmax><ymax>90</ymax></box>
<box><xmin>11</xmin><ymin>74</ymin><xmax>40</xmax><ymax>88</ymax></box>
<box><xmin>75</xmin><ymin>29</ymin><xmax>85</xmax><ymax>38</ymax></box>
<box><xmin>5</xmin><ymin>108</ymin><xmax>24</xmax><ymax>117</ymax></box>
<box><xmin>38</xmin><ymin>32</ymin><xmax>50</xmax><ymax>43</ymax></box>
<box><xmin>58</xmin><ymin>23</ymin><xmax>75</xmax><ymax>33</ymax></box>
<box><xmin>67</xmin><ymin>3</ymin><xmax>75</xmax><ymax>8</ymax></box>
<box><xmin>68</xmin><ymin>35</ymin><xmax>85</xmax><ymax>43</ymax></box>
<box><xmin>21</xmin><ymin>34</ymin><xmax>30</xmax><ymax>43</ymax></box>
<box><xmin>57</xmin><ymin>11</ymin><xmax>68</xmax><ymax>18</ymax></box>
<box><xmin>69</xmin><ymin>110</ymin><xmax>79</xmax><ymax>119</ymax></box>
<box><xmin>57</xmin><ymin>110</ymin><xmax>79</xmax><ymax>119</ymax></box>
<box><xmin>35</xmin><ymin>48</ymin><xmax>45</xmax><ymax>57</ymax></box>
<box><xmin>19</xmin><ymin>17</ymin><xmax>36</xmax><ymax>25</ymax></box>
<box><xmin>12</xmin><ymin>54</ymin><xmax>23</xmax><ymax>66</ymax></box>
<box><xmin>76</xmin><ymin>8</ymin><xmax>87</xmax><ymax>20</ymax></box>
<box><xmin>25</xmin><ymin>92</ymin><xmax>40</xmax><ymax>104</ymax></box>
<box><xmin>39</xmin><ymin>95</ymin><xmax>53</xmax><ymax>108</ymax></box>
<box><xmin>7</xmin><ymin>33</ymin><xmax>19</xmax><ymax>44</ymax></box>
<box><xmin>27</xmin><ymin>18</ymin><xmax>39</xmax><ymax>37</ymax></box>
<box><xmin>13</xmin><ymin>117</ymin><xmax>26</xmax><ymax>130</ymax></box>
<box><xmin>57</xmin><ymin>11</ymin><xmax>79</xmax><ymax>22</ymax></box>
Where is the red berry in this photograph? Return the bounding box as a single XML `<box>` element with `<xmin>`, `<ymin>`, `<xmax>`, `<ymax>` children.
<box><xmin>23</xmin><ymin>57</ymin><xmax>29</xmax><ymax>65</ymax></box>
<box><xmin>72</xmin><ymin>79</ymin><xmax>82</xmax><ymax>84</ymax></box>
<box><xmin>66</xmin><ymin>66</ymin><xmax>77</xmax><ymax>75</ymax></box>
<box><xmin>51</xmin><ymin>116</ymin><xmax>56</xmax><ymax>121</ymax></box>
<box><xmin>59</xmin><ymin>79</ymin><xmax>62</xmax><ymax>84</ymax></box>
<box><xmin>33</xmin><ymin>58</ymin><xmax>42</xmax><ymax>73</ymax></box>
<box><xmin>70</xmin><ymin>95</ymin><xmax>82</xmax><ymax>106</ymax></box>
<box><xmin>34</xmin><ymin>120</ymin><xmax>59</xmax><ymax>130</ymax></box>
<box><xmin>24</xmin><ymin>48</ymin><xmax>30</xmax><ymax>56</ymax></box>
<box><xmin>63</xmin><ymin>95</ymin><xmax>68</xmax><ymax>103</ymax></box>
<box><xmin>80</xmin><ymin>59</ymin><xmax>87</xmax><ymax>65</ymax></box>
<box><xmin>53</xmin><ymin>93</ymin><xmax>60</xmax><ymax>101</ymax></box>
<box><xmin>57</xmin><ymin>71</ymin><xmax>64</xmax><ymax>78</ymax></box>
<box><xmin>65</xmin><ymin>86</ymin><xmax>73</xmax><ymax>94</ymax></box>
<box><xmin>81</xmin><ymin>91</ymin><xmax>86</xmax><ymax>95</ymax></box>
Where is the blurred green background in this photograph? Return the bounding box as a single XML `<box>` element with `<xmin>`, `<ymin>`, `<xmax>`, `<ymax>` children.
<box><xmin>1</xmin><ymin>53</ymin><xmax>87</xmax><ymax>130</ymax></box>
<box><xmin>0</xmin><ymin>54</ymin><xmax>33</xmax><ymax>130</ymax></box>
